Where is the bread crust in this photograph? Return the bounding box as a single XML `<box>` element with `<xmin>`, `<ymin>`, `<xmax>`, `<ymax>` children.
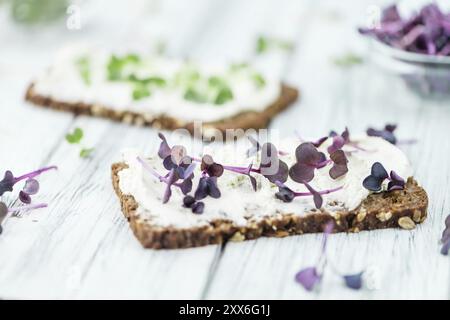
<box><xmin>25</xmin><ymin>83</ymin><xmax>299</xmax><ymax>134</ymax></box>
<box><xmin>111</xmin><ymin>162</ymin><xmax>428</xmax><ymax>249</ymax></box>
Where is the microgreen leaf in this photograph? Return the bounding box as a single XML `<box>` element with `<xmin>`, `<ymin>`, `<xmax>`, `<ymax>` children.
<box><xmin>289</xmin><ymin>143</ymin><xmax>327</xmax><ymax>183</ymax></box>
<box><xmin>214</xmin><ymin>86</ymin><xmax>234</xmax><ymax>105</ymax></box>
<box><xmin>132</xmin><ymin>84</ymin><xmax>151</xmax><ymax>101</ymax></box>
<box><xmin>0</xmin><ymin>171</ymin><xmax>15</xmax><ymax>196</ymax></box>
<box><xmin>363</xmin><ymin>162</ymin><xmax>405</xmax><ymax>192</ymax></box>
<box><xmin>183</xmin><ymin>195</ymin><xmax>196</xmax><ymax>208</ymax></box>
<box><xmin>184</xmin><ymin>88</ymin><xmax>208</xmax><ymax>104</ymax></box>
<box><xmin>80</xmin><ymin>148</ymin><xmax>94</xmax><ymax>158</ymax></box>
<box><xmin>65</xmin><ymin>128</ymin><xmax>83</xmax><ymax>144</ymax></box>
<box><xmin>158</xmin><ymin>133</ymin><xmax>172</xmax><ymax>159</ymax></box>
<box><xmin>329</xmin><ymin>150</ymin><xmax>349</xmax><ymax>179</ymax></box>
<box><xmin>194</xmin><ymin>176</ymin><xmax>221</xmax><ymax>200</ymax></box>
<box><xmin>362</xmin><ymin>162</ymin><xmax>388</xmax><ymax>192</ymax></box>
<box><xmin>343</xmin><ymin>272</ymin><xmax>364</xmax><ymax>290</ymax></box>
<box><xmin>229</xmin><ymin>62</ymin><xmax>249</xmax><ymax>72</ymax></box>
<box><xmin>260</xmin><ymin>143</ymin><xmax>288</xmax><ymax>183</ymax></box>
<box><xmin>295</xmin><ymin>267</ymin><xmax>321</xmax><ymax>291</ymax></box>
<box><xmin>201</xmin><ymin>155</ymin><xmax>224</xmax><ymax>177</ymax></box>
<box><xmin>256</xmin><ymin>35</ymin><xmax>294</xmax><ymax>55</ymax></box>
<box><xmin>75</xmin><ymin>56</ymin><xmax>91</xmax><ymax>86</ymax></box>
<box><xmin>275</xmin><ymin>182</ymin><xmax>343</xmax><ymax>208</ymax></box>
<box><xmin>0</xmin><ymin>167</ymin><xmax>56</xmax><ymax>197</ymax></box>
<box><xmin>129</xmin><ymin>74</ymin><xmax>166</xmax><ymax>87</ymax></box>
<box><xmin>333</xmin><ymin>53</ymin><xmax>364</xmax><ymax>67</ymax></box>
<box><xmin>303</xmin><ymin>182</ymin><xmax>323</xmax><ymax>209</ymax></box>
<box><xmin>366</xmin><ymin>124</ymin><xmax>398</xmax><ymax>144</ymax></box>
<box><xmin>192</xmin><ymin>201</ymin><xmax>205</xmax><ymax>214</ymax></box>
<box><xmin>252</xmin><ymin>73</ymin><xmax>266</xmax><ymax>89</ymax></box>
<box><xmin>107</xmin><ymin>54</ymin><xmax>140</xmax><ymax>81</ymax></box>
<box><xmin>256</xmin><ymin>36</ymin><xmax>269</xmax><ymax>54</ymax></box>
<box><xmin>246</xmin><ymin>136</ymin><xmax>261</xmax><ymax>158</ymax></box>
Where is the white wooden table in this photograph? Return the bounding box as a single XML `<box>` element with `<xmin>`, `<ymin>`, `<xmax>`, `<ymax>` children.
<box><xmin>0</xmin><ymin>0</ymin><xmax>449</xmax><ymax>299</ymax></box>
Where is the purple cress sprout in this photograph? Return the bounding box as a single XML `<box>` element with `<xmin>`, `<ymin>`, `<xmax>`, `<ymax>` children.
<box><xmin>275</xmin><ymin>181</ymin><xmax>343</xmax><ymax>209</ymax></box>
<box><xmin>362</xmin><ymin>162</ymin><xmax>405</xmax><ymax>192</ymax></box>
<box><xmin>0</xmin><ymin>166</ymin><xmax>57</xmax><ymax>197</ymax></box>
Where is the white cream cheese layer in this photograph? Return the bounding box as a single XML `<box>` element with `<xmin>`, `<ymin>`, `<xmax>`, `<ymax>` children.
<box><xmin>117</xmin><ymin>135</ymin><xmax>412</xmax><ymax>229</ymax></box>
<box><xmin>32</xmin><ymin>46</ymin><xmax>281</xmax><ymax>122</ymax></box>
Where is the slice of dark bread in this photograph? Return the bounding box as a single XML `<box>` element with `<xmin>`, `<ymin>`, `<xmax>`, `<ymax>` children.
<box><xmin>111</xmin><ymin>162</ymin><xmax>428</xmax><ymax>250</ymax></box>
<box><xmin>25</xmin><ymin>83</ymin><xmax>298</xmax><ymax>134</ymax></box>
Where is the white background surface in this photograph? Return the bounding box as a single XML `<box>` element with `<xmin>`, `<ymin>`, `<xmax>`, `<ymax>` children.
<box><xmin>0</xmin><ymin>0</ymin><xmax>449</xmax><ymax>299</ymax></box>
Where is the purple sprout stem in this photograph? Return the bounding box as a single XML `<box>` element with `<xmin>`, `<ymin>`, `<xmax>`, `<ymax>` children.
<box><xmin>137</xmin><ymin>156</ymin><xmax>187</xmax><ymax>192</ymax></box>
<box><xmin>136</xmin><ymin>156</ymin><xmax>169</xmax><ymax>183</ymax></box>
<box><xmin>397</xmin><ymin>139</ymin><xmax>417</xmax><ymax>145</ymax></box>
<box><xmin>13</xmin><ymin>166</ymin><xmax>57</xmax><ymax>183</ymax></box>
<box><xmin>316</xmin><ymin>159</ymin><xmax>332</xmax><ymax>168</ymax></box>
<box><xmin>8</xmin><ymin>202</ymin><xmax>48</xmax><ymax>213</ymax></box>
<box><xmin>292</xmin><ymin>186</ymin><xmax>344</xmax><ymax>198</ymax></box>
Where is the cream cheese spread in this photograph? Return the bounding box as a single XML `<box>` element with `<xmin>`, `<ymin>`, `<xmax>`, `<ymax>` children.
<box><xmin>32</xmin><ymin>45</ymin><xmax>282</xmax><ymax>122</ymax></box>
<box><xmin>117</xmin><ymin>135</ymin><xmax>412</xmax><ymax>229</ymax></box>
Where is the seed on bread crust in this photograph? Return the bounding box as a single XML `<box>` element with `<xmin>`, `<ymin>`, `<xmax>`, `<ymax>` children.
<box><xmin>376</xmin><ymin>211</ymin><xmax>392</xmax><ymax>222</ymax></box>
<box><xmin>398</xmin><ymin>216</ymin><xmax>416</xmax><ymax>230</ymax></box>
<box><xmin>413</xmin><ymin>209</ymin><xmax>422</xmax><ymax>223</ymax></box>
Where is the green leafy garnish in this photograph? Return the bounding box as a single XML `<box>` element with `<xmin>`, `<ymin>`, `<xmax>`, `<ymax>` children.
<box><xmin>79</xmin><ymin>148</ymin><xmax>94</xmax><ymax>158</ymax></box>
<box><xmin>107</xmin><ymin>54</ymin><xmax>140</xmax><ymax>81</ymax></box>
<box><xmin>175</xmin><ymin>68</ymin><xmax>201</xmax><ymax>87</ymax></box>
<box><xmin>215</xmin><ymin>87</ymin><xmax>233</xmax><ymax>105</ymax></box>
<box><xmin>184</xmin><ymin>88</ymin><xmax>208</xmax><ymax>104</ymax></box>
<box><xmin>65</xmin><ymin>127</ymin><xmax>94</xmax><ymax>158</ymax></box>
<box><xmin>132</xmin><ymin>84</ymin><xmax>151</xmax><ymax>101</ymax></box>
<box><xmin>333</xmin><ymin>53</ymin><xmax>364</xmax><ymax>67</ymax></box>
<box><xmin>229</xmin><ymin>62</ymin><xmax>250</xmax><ymax>72</ymax></box>
<box><xmin>256</xmin><ymin>35</ymin><xmax>294</xmax><ymax>55</ymax></box>
<box><xmin>208</xmin><ymin>76</ymin><xmax>228</xmax><ymax>88</ymax></box>
<box><xmin>75</xmin><ymin>56</ymin><xmax>91</xmax><ymax>86</ymax></box>
<box><xmin>128</xmin><ymin>75</ymin><xmax>166</xmax><ymax>87</ymax></box>
<box><xmin>256</xmin><ymin>36</ymin><xmax>269</xmax><ymax>54</ymax></box>
<box><xmin>252</xmin><ymin>73</ymin><xmax>266</xmax><ymax>89</ymax></box>
<box><xmin>65</xmin><ymin>127</ymin><xmax>83</xmax><ymax>144</ymax></box>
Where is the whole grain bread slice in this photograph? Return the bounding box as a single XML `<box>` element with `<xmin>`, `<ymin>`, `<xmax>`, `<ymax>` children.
<box><xmin>111</xmin><ymin>162</ymin><xmax>428</xmax><ymax>250</ymax></box>
<box><xmin>25</xmin><ymin>83</ymin><xmax>298</xmax><ymax>135</ymax></box>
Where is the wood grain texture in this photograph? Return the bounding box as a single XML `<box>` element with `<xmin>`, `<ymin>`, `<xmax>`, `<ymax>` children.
<box><xmin>0</xmin><ymin>0</ymin><xmax>449</xmax><ymax>299</ymax></box>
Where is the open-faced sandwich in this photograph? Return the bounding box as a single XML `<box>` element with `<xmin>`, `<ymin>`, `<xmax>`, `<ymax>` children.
<box><xmin>26</xmin><ymin>46</ymin><xmax>298</xmax><ymax>134</ymax></box>
<box><xmin>111</xmin><ymin>126</ymin><xmax>428</xmax><ymax>249</ymax></box>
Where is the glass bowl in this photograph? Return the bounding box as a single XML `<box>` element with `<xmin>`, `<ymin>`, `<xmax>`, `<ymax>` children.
<box><xmin>370</xmin><ymin>39</ymin><xmax>450</xmax><ymax>98</ymax></box>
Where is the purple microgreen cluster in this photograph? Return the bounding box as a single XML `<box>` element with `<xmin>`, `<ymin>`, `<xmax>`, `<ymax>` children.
<box><xmin>289</xmin><ymin>143</ymin><xmax>328</xmax><ymax>183</ymax></box>
<box><xmin>289</xmin><ymin>142</ymin><xmax>348</xmax><ymax>182</ymax></box>
<box><xmin>137</xmin><ymin>156</ymin><xmax>194</xmax><ymax>204</ymax></box>
<box><xmin>359</xmin><ymin>4</ymin><xmax>450</xmax><ymax>56</ymax></box>
<box><xmin>367</xmin><ymin>124</ymin><xmax>397</xmax><ymax>145</ymax></box>
<box><xmin>441</xmin><ymin>215</ymin><xmax>450</xmax><ymax>256</ymax></box>
<box><xmin>362</xmin><ymin>162</ymin><xmax>405</xmax><ymax>192</ymax></box>
<box><xmin>275</xmin><ymin>182</ymin><xmax>343</xmax><ymax>209</ymax></box>
<box><xmin>329</xmin><ymin>150</ymin><xmax>349</xmax><ymax>179</ymax></box>
<box><xmin>295</xmin><ymin>222</ymin><xmax>367</xmax><ymax>291</ymax></box>
<box><xmin>19</xmin><ymin>179</ymin><xmax>40</xmax><ymax>204</ymax></box>
<box><xmin>183</xmin><ymin>195</ymin><xmax>204</xmax><ymax>214</ymax></box>
<box><xmin>245</xmin><ymin>136</ymin><xmax>289</xmax><ymax>158</ymax></box>
<box><xmin>259</xmin><ymin>143</ymin><xmax>289</xmax><ymax>184</ymax></box>
<box><xmin>0</xmin><ymin>201</ymin><xmax>48</xmax><ymax>234</ymax></box>
<box><xmin>0</xmin><ymin>166</ymin><xmax>57</xmax><ymax>197</ymax></box>
<box><xmin>328</xmin><ymin>128</ymin><xmax>350</xmax><ymax>154</ymax></box>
